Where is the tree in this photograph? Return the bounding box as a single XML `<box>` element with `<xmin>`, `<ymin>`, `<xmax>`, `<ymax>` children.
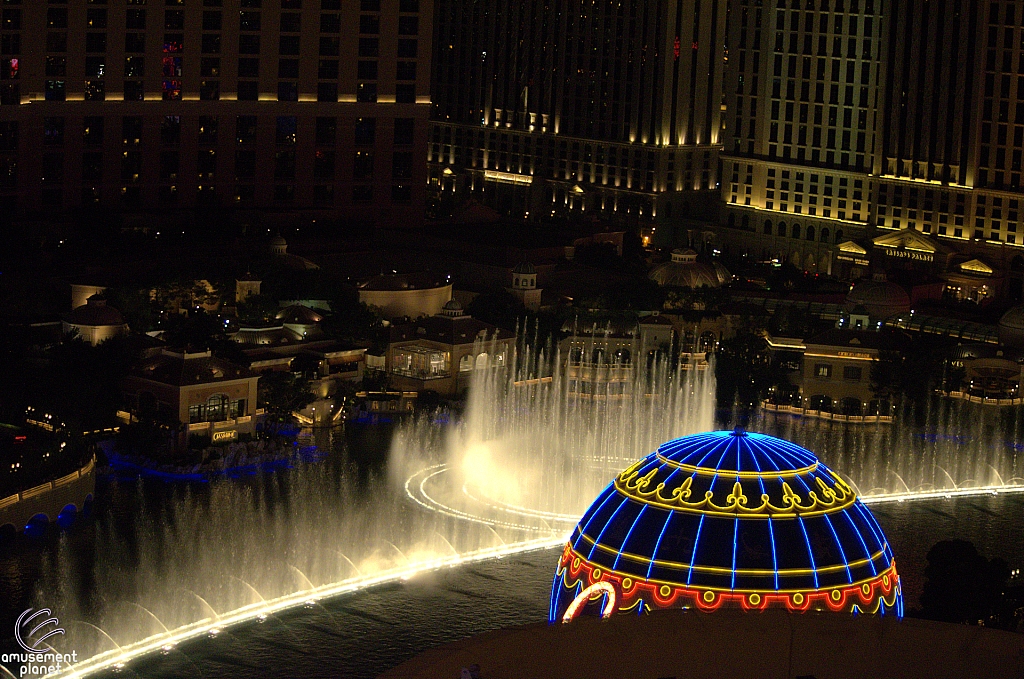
<box><xmin>919</xmin><ymin>540</ymin><xmax>1012</xmax><ymax>627</ymax></box>
<box><xmin>257</xmin><ymin>370</ymin><xmax>315</xmax><ymax>422</ymax></box>
<box><xmin>236</xmin><ymin>293</ymin><xmax>279</xmax><ymax>325</ymax></box>
<box><xmin>715</xmin><ymin>332</ymin><xmax>776</xmax><ymax>413</ymax></box>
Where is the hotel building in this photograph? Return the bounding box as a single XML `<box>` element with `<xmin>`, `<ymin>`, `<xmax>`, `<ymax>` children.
<box><xmin>0</xmin><ymin>0</ymin><xmax>431</xmax><ymax>228</ymax></box>
<box><xmin>428</xmin><ymin>0</ymin><xmax>727</xmax><ymax>222</ymax></box>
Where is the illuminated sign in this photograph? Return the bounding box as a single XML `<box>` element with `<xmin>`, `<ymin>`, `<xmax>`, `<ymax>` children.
<box><xmin>836</xmin><ymin>254</ymin><xmax>870</xmax><ymax>265</ymax></box>
<box><xmin>212</xmin><ymin>430</ymin><xmax>237</xmax><ymax>443</ymax></box>
<box><xmin>483</xmin><ymin>170</ymin><xmax>533</xmax><ymax>185</ymax></box>
<box><xmin>882</xmin><ymin>248</ymin><xmax>932</xmax><ymax>262</ymax></box>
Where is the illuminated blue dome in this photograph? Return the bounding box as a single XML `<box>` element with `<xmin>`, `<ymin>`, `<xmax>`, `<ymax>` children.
<box><xmin>552</xmin><ymin>430</ymin><xmax>902</xmax><ymax>621</ymax></box>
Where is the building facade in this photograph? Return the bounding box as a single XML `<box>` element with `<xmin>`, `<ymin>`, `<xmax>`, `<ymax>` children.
<box><xmin>0</xmin><ymin>0</ymin><xmax>431</xmax><ymax>228</ymax></box>
<box><xmin>428</xmin><ymin>0</ymin><xmax>726</xmax><ymax>221</ymax></box>
<box><xmin>700</xmin><ymin>0</ymin><xmax>1024</xmax><ymax>285</ymax></box>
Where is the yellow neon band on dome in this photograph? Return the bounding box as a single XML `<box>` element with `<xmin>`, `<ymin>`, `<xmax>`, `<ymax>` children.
<box><xmin>571</xmin><ymin>534</ymin><xmax>890</xmax><ymax>577</ymax></box>
<box><xmin>614</xmin><ymin>462</ymin><xmax>857</xmax><ymax>518</ymax></box>
<box><xmin>560</xmin><ymin>545</ymin><xmax>899</xmax><ymax>595</ymax></box>
<box><xmin>655</xmin><ymin>452</ymin><xmax>818</xmax><ymax>478</ymax></box>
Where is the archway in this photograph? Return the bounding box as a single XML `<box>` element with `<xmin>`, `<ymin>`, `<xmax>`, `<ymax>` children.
<box><xmin>24</xmin><ymin>513</ymin><xmax>49</xmax><ymax>538</ymax></box>
<box><xmin>820</xmin><ymin>227</ymin><xmax>830</xmax><ymax>242</ymax></box>
<box><xmin>763</xmin><ymin>219</ymin><xmax>773</xmax><ymax>235</ymax></box>
<box><xmin>459</xmin><ymin>354</ymin><xmax>473</xmax><ymax>372</ymax></box>
<box><xmin>561</xmin><ymin>581</ymin><xmax>618</xmax><ymax>623</ymax></box>
<box><xmin>809</xmin><ymin>395</ymin><xmax>833</xmax><ymax>412</ymax></box>
<box><xmin>57</xmin><ymin>504</ymin><xmax>78</xmax><ymax>529</ymax></box>
<box><xmin>475</xmin><ymin>353</ymin><xmax>489</xmax><ymax>370</ymax></box>
<box><xmin>805</xmin><ymin>225</ymin><xmax>815</xmax><ymax>241</ymax></box>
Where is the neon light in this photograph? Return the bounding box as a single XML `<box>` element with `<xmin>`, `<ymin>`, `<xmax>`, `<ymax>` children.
<box><xmin>552</xmin><ymin>431</ymin><xmax>904</xmax><ymax>623</ymax></box>
<box><xmin>562</xmin><ymin>581</ymin><xmax>617</xmax><ymax>623</ymax></box>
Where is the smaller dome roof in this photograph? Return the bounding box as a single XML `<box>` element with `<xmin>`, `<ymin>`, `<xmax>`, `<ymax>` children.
<box><xmin>845</xmin><ymin>280</ymin><xmax>910</xmax><ymax>318</ymax></box>
<box><xmin>270</xmin><ymin>235</ymin><xmax>287</xmax><ymax>247</ymax></box>
<box><xmin>513</xmin><ymin>261</ymin><xmax>536</xmax><ymax>275</ymax></box>
<box><xmin>443</xmin><ymin>299</ymin><xmax>463</xmax><ymax>311</ymax></box>
<box><xmin>998</xmin><ymin>306</ymin><xmax>1024</xmax><ymax>348</ymax></box>
<box><xmin>712</xmin><ymin>261</ymin><xmax>732</xmax><ymax>286</ymax></box>
<box><xmin>66</xmin><ymin>295</ymin><xmax>126</xmax><ymax>327</ymax></box>
<box><xmin>276</xmin><ymin>305</ymin><xmax>322</xmax><ymax>325</ymax></box>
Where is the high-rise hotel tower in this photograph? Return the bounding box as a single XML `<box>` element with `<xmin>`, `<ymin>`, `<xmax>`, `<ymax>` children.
<box><xmin>0</xmin><ymin>0</ymin><xmax>431</xmax><ymax>229</ymax></box>
<box><xmin>428</xmin><ymin>0</ymin><xmax>727</xmax><ymax>222</ymax></box>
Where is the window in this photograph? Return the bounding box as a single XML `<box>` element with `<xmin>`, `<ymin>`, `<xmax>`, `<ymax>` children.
<box><xmin>82</xmin><ymin>153</ymin><xmax>103</xmax><ymax>181</ymax></box>
<box><xmin>198</xmin><ymin>117</ymin><xmax>218</xmax><ymax>145</ymax></box>
<box><xmin>357</xmin><ymin>61</ymin><xmax>378</xmax><ymax>80</ymax></box>
<box><xmin>355</xmin><ymin>117</ymin><xmax>375</xmax><ymax>145</ymax></box>
<box><xmin>86</xmin><ymin>33</ymin><xmax>107</xmax><ymax>53</ymax></box>
<box><xmin>394</xmin><ymin>118</ymin><xmax>414</xmax><ymax>145</ymax></box>
<box><xmin>399</xmin><ymin>0</ymin><xmax>419</xmax><ymax>10</ymax></box>
<box><xmin>314</xmin><ymin>185</ymin><xmax>334</xmax><ymax>203</ymax></box>
<box><xmin>392</xmin><ymin>151</ymin><xmax>413</xmax><ymax>179</ymax></box>
<box><xmin>396</xmin><ymin>84</ymin><xmax>415</xmax><ymax>103</ymax></box>
<box><xmin>397</xmin><ymin>61</ymin><xmax>416</xmax><ymax>80</ymax></box>
<box><xmin>359</xmin><ymin>38</ymin><xmax>379</xmax><ymax>57</ymax></box>
<box><xmin>274</xmin><ymin>150</ymin><xmax>295</xmax><ymax>179</ymax></box>
<box><xmin>315</xmin><ymin>117</ymin><xmax>336</xmax><ymax>145</ymax></box>
<box><xmin>397</xmin><ymin>39</ymin><xmax>417</xmax><ymax>58</ymax></box>
<box><xmin>238</xmin><ymin>58</ymin><xmax>259</xmax><ymax>78</ymax></box>
<box><xmin>239</xmin><ymin>12</ymin><xmax>261</xmax><ymax>31</ymax></box>
<box><xmin>843</xmin><ymin>366</ymin><xmax>862</xmax><ymax>381</ymax></box>
<box><xmin>277</xmin><ymin>82</ymin><xmax>297</xmax><ymax>101</ymax></box>
<box><xmin>46</xmin><ymin>57</ymin><xmax>66</xmax><ymax>77</ymax></box>
<box><xmin>161</xmin><ymin>116</ymin><xmax>181</xmax><ymax>145</ymax></box>
<box><xmin>164</xmin><ymin>34</ymin><xmax>183</xmax><ymax>53</ymax></box>
<box><xmin>352</xmin><ymin>185</ymin><xmax>373</xmax><ymax>202</ymax></box>
<box><xmin>125</xmin><ymin>56</ymin><xmax>145</xmax><ymax>78</ymax></box>
<box><xmin>86</xmin><ymin>8</ymin><xmax>107</xmax><ymax>28</ymax></box>
<box><xmin>43</xmin><ymin>117</ymin><xmax>64</xmax><ymax>146</ymax></box>
<box><xmin>45</xmin><ymin>80</ymin><xmax>65</xmax><ymax>101</ymax></box>
<box><xmin>276</xmin><ymin>116</ymin><xmax>297</xmax><ymax>144</ymax></box>
<box><xmin>359</xmin><ymin>15</ymin><xmax>379</xmax><ymax>34</ymax></box>
<box><xmin>357</xmin><ymin>82</ymin><xmax>377</xmax><ymax>102</ymax></box>
<box><xmin>46</xmin><ymin>33</ymin><xmax>66</xmax><ymax>52</ymax></box>
<box><xmin>200</xmin><ymin>81</ymin><xmax>220</xmax><ymax>100</ymax></box>
<box><xmin>236</xmin><ymin>116</ymin><xmax>257</xmax><ymax>143</ymax></box>
<box><xmin>2</xmin><ymin>34</ymin><xmax>22</xmax><ymax>54</ymax></box>
<box><xmin>398</xmin><ymin>16</ymin><xmax>418</xmax><ymax>35</ymax></box>
<box><xmin>47</xmin><ymin>9</ymin><xmax>68</xmax><ymax>29</ymax></box>
<box><xmin>353</xmin><ymin>151</ymin><xmax>373</xmax><ymax>179</ymax></box>
<box><xmin>201</xmin><ymin>34</ymin><xmax>221</xmax><ymax>53</ymax></box>
<box><xmin>239</xmin><ymin>35</ymin><xmax>260</xmax><ymax>54</ymax></box>
<box><xmin>83</xmin><ymin>117</ymin><xmax>103</xmax><ymax>146</ymax></box>
<box><xmin>361</xmin><ymin>0</ymin><xmax>380</xmax><ymax>9</ymax></box>
<box><xmin>814</xmin><ymin>364</ymin><xmax>832</xmax><ymax>378</ymax></box>
<box><xmin>279</xmin><ymin>35</ymin><xmax>300</xmax><ymax>55</ymax></box>
<box><xmin>320</xmin><ymin>14</ymin><xmax>340</xmax><ymax>32</ymax></box>
<box><xmin>202</xmin><ymin>11</ymin><xmax>221</xmax><ymax>30</ymax></box>
<box><xmin>124</xmin><ymin>81</ymin><xmax>144</xmax><ymax>100</ymax></box>
<box><xmin>391</xmin><ymin>185</ymin><xmax>411</xmax><ymax>203</ymax></box>
<box><xmin>317</xmin><ymin>82</ymin><xmax>337</xmax><ymax>102</ymax></box>
<box><xmin>84</xmin><ymin>81</ymin><xmax>105</xmax><ymax>101</ymax></box>
<box><xmin>234</xmin><ymin>149</ymin><xmax>256</xmax><ymax>178</ymax></box>
<box><xmin>200</xmin><ymin>57</ymin><xmax>219</xmax><ymax>77</ymax></box>
<box><xmin>278</xmin><ymin>59</ymin><xmax>299</xmax><ymax>79</ymax></box>
<box><xmin>314</xmin><ymin>150</ymin><xmax>334</xmax><ymax>179</ymax></box>
<box><xmin>319</xmin><ymin>37</ymin><xmax>340</xmax><ymax>55</ymax></box>
<box><xmin>85</xmin><ymin>57</ymin><xmax>105</xmax><ymax>78</ymax></box>
<box><xmin>126</xmin><ymin>33</ymin><xmax>146</xmax><ymax>52</ymax></box>
<box><xmin>280</xmin><ymin>13</ymin><xmax>300</xmax><ymax>32</ymax></box>
<box><xmin>318</xmin><ymin>59</ymin><xmax>338</xmax><ymax>79</ymax></box>
<box><xmin>237</xmin><ymin>81</ymin><xmax>258</xmax><ymax>100</ymax></box>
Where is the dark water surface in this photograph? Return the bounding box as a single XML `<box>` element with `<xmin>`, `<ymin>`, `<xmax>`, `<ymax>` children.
<box><xmin>87</xmin><ymin>493</ymin><xmax>1024</xmax><ymax>679</ymax></box>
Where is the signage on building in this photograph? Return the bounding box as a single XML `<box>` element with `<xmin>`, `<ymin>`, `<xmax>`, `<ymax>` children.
<box><xmin>882</xmin><ymin>248</ymin><xmax>933</xmax><ymax>262</ymax></box>
<box><xmin>836</xmin><ymin>254</ymin><xmax>869</xmax><ymax>266</ymax></box>
<box><xmin>212</xmin><ymin>430</ymin><xmax>237</xmax><ymax>443</ymax></box>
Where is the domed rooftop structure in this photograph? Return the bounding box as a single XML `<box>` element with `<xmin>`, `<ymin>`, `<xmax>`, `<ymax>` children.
<box><xmin>63</xmin><ymin>294</ymin><xmax>129</xmax><ymax>346</ymax></box>
<box><xmin>552</xmin><ymin>430</ymin><xmax>902</xmax><ymax>623</ymax></box>
<box><xmin>998</xmin><ymin>306</ymin><xmax>1024</xmax><ymax>348</ymax></box>
<box><xmin>648</xmin><ymin>249</ymin><xmax>722</xmax><ymax>289</ymax></box>
<box><xmin>512</xmin><ymin>261</ymin><xmax>536</xmax><ymax>275</ymax></box>
<box><xmin>845</xmin><ymin>280</ymin><xmax>910</xmax><ymax>319</ymax></box>
<box><xmin>440</xmin><ymin>298</ymin><xmax>466</xmax><ymax>318</ymax></box>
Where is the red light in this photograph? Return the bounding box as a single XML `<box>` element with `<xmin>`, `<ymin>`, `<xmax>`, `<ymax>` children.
<box><xmin>673</xmin><ymin>36</ymin><xmax>680</xmax><ymax>59</ymax></box>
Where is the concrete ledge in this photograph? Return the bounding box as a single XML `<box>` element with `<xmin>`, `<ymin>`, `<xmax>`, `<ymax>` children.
<box><xmin>380</xmin><ymin>609</ymin><xmax>1023</xmax><ymax>679</ymax></box>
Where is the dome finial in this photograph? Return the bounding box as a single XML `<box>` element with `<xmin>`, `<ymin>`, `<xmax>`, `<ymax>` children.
<box><xmin>731</xmin><ymin>427</ymin><xmax>747</xmax><ymax>437</ymax></box>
